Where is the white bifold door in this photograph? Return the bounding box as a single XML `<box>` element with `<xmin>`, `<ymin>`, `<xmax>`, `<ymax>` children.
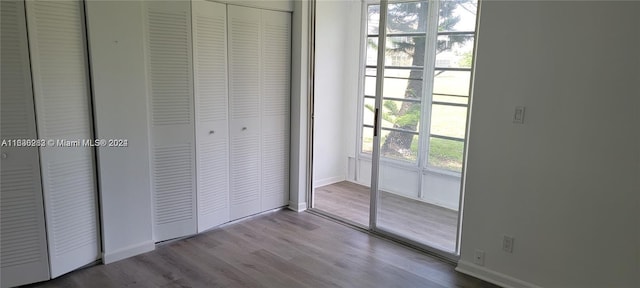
<box><xmin>258</xmin><ymin>8</ymin><xmax>291</xmax><ymax>213</ymax></box>
<box><xmin>227</xmin><ymin>5</ymin><xmax>263</xmax><ymax>220</ymax></box>
<box><xmin>144</xmin><ymin>0</ymin><xmax>198</xmax><ymax>241</ymax></box>
<box><xmin>1</xmin><ymin>0</ymin><xmax>100</xmax><ymax>286</ymax></box>
<box><xmin>193</xmin><ymin>2</ymin><xmax>291</xmax><ymax>230</ymax></box>
<box><xmin>192</xmin><ymin>0</ymin><xmax>230</xmax><ymax>232</ymax></box>
<box><xmin>0</xmin><ymin>1</ymin><xmax>50</xmax><ymax>286</ymax></box>
<box><xmin>25</xmin><ymin>0</ymin><xmax>101</xmax><ymax>278</ymax></box>
<box><xmin>145</xmin><ymin>1</ymin><xmax>290</xmax><ymax>240</ymax></box>
<box><xmin>228</xmin><ymin>5</ymin><xmax>291</xmax><ymax>221</ymax></box>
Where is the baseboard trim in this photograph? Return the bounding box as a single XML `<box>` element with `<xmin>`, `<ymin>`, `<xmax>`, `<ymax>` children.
<box><xmin>288</xmin><ymin>200</ymin><xmax>307</xmax><ymax>212</ymax></box>
<box><xmin>313</xmin><ymin>176</ymin><xmax>345</xmax><ymax>188</ymax></box>
<box><xmin>456</xmin><ymin>260</ymin><xmax>543</xmax><ymax>288</ymax></box>
<box><xmin>102</xmin><ymin>241</ymin><xmax>155</xmax><ymax>264</ymax></box>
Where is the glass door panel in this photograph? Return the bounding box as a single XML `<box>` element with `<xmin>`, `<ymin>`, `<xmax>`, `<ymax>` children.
<box><xmin>370</xmin><ymin>0</ymin><xmax>478</xmax><ymax>255</ymax></box>
<box><xmin>311</xmin><ymin>0</ymin><xmax>376</xmax><ymax>227</ymax></box>
<box><xmin>311</xmin><ymin>0</ymin><xmax>478</xmax><ymax>257</ymax></box>
<box><xmin>373</xmin><ymin>0</ymin><xmax>440</xmax><ymax>248</ymax></box>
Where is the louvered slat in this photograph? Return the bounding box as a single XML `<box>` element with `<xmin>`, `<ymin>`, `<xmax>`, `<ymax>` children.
<box><xmin>147</xmin><ymin>7</ymin><xmax>192</xmax><ymax>126</ymax></box>
<box><xmin>28</xmin><ymin>0</ymin><xmax>92</xmax><ymax>139</ymax></box>
<box><xmin>229</xmin><ymin>7</ymin><xmax>260</xmax><ymax>120</ymax></box>
<box><xmin>153</xmin><ymin>145</ymin><xmax>194</xmax><ymax>224</ymax></box>
<box><xmin>261</xmin><ymin>133</ymin><xmax>290</xmax><ymax>209</ymax></box>
<box><xmin>0</xmin><ymin>166</ymin><xmax>50</xmax><ymax>286</ymax></box>
<box><xmin>194</xmin><ymin>14</ymin><xmax>228</xmax><ymax>122</ymax></box>
<box><xmin>230</xmin><ymin>133</ymin><xmax>261</xmax><ymax>204</ymax></box>
<box><xmin>45</xmin><ymin>158</ymin><xmax>97</xmax><ymax>256</ymax></box>
<box><xmin>197</xmin><ymin>140</ymin><xmax>229</xmax><ymax>213</ymax></box>
<box><xmin>262</xmin><ymin>23</ymin><xmax>291</xmax><ymax>117</ymax></box>
<box><xmin>0</xmin><ymin>0</ymin><xmax>31</xmax><ymax>140</ymax></box>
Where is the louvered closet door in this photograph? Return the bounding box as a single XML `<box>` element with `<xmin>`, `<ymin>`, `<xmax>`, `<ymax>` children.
<box><xmin>260</xmin><ymin>10</ymin><xmax>291</xmax><ymax>210</ymax></box>
<box><xmin>192</xmin><ymin>0</ymin><xmax>229</xmax><ymax>232</ymax></box>
<box><xmin>25</xmin><ymin>0</ymin><xmax>100</xmax><ymax>278</ymax></box>
<box><xmin>228</xmin><ymin>5</ymin><xmax>262</xmax><ymax>220</ymax></box>
<box><xmin>0</xmin><ymin>1</ymin><xmax>50</xmax><ymax>286</ymax></box>
<box><xmin>144</xmin><ymin>0</ymin><xmax>197</xmax><ymax>241</ymax></box>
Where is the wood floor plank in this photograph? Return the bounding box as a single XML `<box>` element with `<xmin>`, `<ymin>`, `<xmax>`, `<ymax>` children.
<box><xmin>250</xmin><ymin>249</ymin><xmax>343</xmax><ymax>288</ymax></box>
<box><xmin>168</xmin><ymin>237</ymin><xmax>266</xmax><ymax>288</ymax></box>
<box><xmin>255</xmin><ymin>213</ymin><xmax>449</xmax><ymax>288</ymax></box>
<box><xmin>26</xmin><ymin>210</ymin><xmax>498</xmax><ymax>288</ymax></box>
<box><xmin>314</xmin><ymin>181</ymin><xmax>459</xmax><ymax>251</ymax></box>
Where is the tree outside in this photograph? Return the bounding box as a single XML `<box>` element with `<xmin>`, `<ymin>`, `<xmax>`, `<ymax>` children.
<box><xmin>366</xmin><ymin>0</ymin><xmax>476</xmax><ymax>171</ymax></box>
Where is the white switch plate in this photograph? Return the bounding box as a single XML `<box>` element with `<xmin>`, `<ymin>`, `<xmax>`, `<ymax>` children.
<box><xmin>503</xmin><ymin>235</ymin><xmax>514</xmax><ymax>253</ymax></box>
<box><xmin>513</xmin><ymin>106</ymin><xmax>525</xmax><ymax>124</ymax></box>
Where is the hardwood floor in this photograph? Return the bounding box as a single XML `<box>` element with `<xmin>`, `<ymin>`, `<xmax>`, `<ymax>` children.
<box><xmin>314</xmin><ymin>181</ymin><xmax>458</xmax><ymax>252</ymax></box>
<box><xmin>27</xmin><ymin>210</ymin><xmax>497</xmax><ymax>288</ymax></box>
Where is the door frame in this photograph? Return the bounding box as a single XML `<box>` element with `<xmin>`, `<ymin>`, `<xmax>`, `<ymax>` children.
<box><xmin>306</xmin><ymin>0</ymin><xmax>482</xmax><ymax>263</ymax></box>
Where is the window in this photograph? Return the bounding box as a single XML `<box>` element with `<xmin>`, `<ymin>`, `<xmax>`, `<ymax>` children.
<box><xmin>360</xmin><ymin>0</ymin><xmax>478</xmax><ymax>173</ymax></box>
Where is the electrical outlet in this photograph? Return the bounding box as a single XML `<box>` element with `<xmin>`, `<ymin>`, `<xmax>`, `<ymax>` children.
<box><xmin>503</xmin><ymin>235</ymin><xmax>514</xmax><ymax>253</ymax></box>
<box><xmin>473</xmin><ymin>249</ymin><xmax>485</xmax><ymax>266</ymax></box>
<box><xmin>513</xmin><ymin>106</ymin><xmax>525</xmax><ymax>124</ymax></box>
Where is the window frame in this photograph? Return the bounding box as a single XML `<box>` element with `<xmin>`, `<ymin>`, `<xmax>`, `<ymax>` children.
<box><xmin>356</xmin><ymin>0</ymin><xmax>477</xmax><ymax>177</ymax></box>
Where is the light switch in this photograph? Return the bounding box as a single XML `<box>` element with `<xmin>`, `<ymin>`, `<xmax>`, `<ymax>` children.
<box><xmin>513</xmin><ymin>106</ymin><xmax>525</xmax><ymax>124</ymax></box>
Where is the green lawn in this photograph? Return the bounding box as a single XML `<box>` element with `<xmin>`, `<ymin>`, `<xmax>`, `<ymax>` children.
<box><xmin>363</xmin><ymin>134</ymin><xmax>464</xmax><ymax>173</ymax></box>
<box><xmin>427</xmin><ymin>137</ymin><xmax>464</xmax><ymax>172</ymax></box>
<box><xmin>361</xmin><ymin>72</ymin><xmax>468</xmax><ymax>172</ymax></box>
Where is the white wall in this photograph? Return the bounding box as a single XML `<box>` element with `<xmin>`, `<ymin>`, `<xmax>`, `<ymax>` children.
<box><xmin>422</xmin><ymin>171</ymin><xmax>461</xmax><ymax>210</ymax></box>
<box><xmin>340</xmin><ymin>1</ymin><xmax>361</xmax><ymax>162</ymax></box>
<box><xmin>457</xmin><ymin>1</ymin><xmax>640</xmax><ymax>287</ymax></box>
<box><xmin>353</xmin><ymin>158</ymin><xmax>462</xmax><ymax>210</ymax></box>
<box><xmin>312</xmin><ymin>0</ymin><xmax>361</xmax><ymax>188</ymax></box>
<box><xmin>85</xmin><ymin>0</ymin><xmax>154</xmax><ymax>263</ymax></box>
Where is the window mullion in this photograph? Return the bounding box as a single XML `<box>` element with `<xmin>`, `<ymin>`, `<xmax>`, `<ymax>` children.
<box><xmin>416</xmin><ymin>0</ymin><xmax>441</xmax><ymax>173</ymax></box>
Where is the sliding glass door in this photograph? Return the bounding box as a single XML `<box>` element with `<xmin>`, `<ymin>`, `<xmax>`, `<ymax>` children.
<box><xmin>367</xmin><ymin>0</ymin><xmax>478</xmax><ymax>256</ymax></box>
<box><xmin>310</xmin><ymin>0</ymin><xmax>478</xmax><ymax>258</ymax></box>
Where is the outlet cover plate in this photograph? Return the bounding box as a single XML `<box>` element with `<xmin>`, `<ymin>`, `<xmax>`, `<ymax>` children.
<box><xmin>513</xmin><ymin>106</ymin><xmax>525</xmax><ymax>124</ymax></box>
<box><xmin>474</xmin><ymin>249</ymin><xmax>485</xmax><ymax>266</ymax></box>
